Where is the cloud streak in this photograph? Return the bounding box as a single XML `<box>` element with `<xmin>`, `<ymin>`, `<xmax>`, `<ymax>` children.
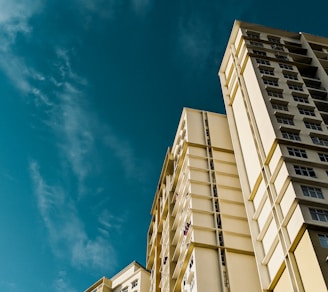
<box><xmin>29</xmin><ymin>160</ymin><xmax>117</xmax><ymax>272</ymax></box>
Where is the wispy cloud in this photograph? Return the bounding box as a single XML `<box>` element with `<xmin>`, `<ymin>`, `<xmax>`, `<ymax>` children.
<box><xmin>177</xmin><ymin>16</ymin><xmax>213</xmax><ymax>68</ymax></box>
<box><xmin>53</xmin><ymin>271</ymin><xmax>77</xmax><ymax>292</ymax></box>
<box><xmin>29</xmin><ymin>160</ymin><xmax>117</xmax><ymax>272</ymax></box>
<box><xmin>0</xmin><ymin>0</ymin><xmax>42</xmax><ymax>49</ymax></box>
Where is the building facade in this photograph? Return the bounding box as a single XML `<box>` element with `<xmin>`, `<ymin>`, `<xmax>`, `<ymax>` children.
<box><xmin>84</xmin><ymin>261</ymin><xmax>150</xmax><ymax>292</ymax></box>
<box><xmin>146</xmin><ymin>108</ymin><xmax>261</xmax><ymax>292</ymax></box>
<box><xmin>219</xmin><ymin>21</ymin><xmax>328</xmax><ymax>291</ymax></box>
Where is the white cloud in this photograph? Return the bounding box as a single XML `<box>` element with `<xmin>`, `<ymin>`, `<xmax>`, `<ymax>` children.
<box><xmin>53</xmin><ymin>271</ymin><xmax>77</xmax><ymax>292</ymax></box>
<box><xmin>29</xmin><ymin>160</ymin><xmax>117</xmax><ymax>273</ymax></box>
<box><xmin>177</xmin><ymin>16</ymin><xmax>212</xmax><ymax>67</ymax></box>
<box><xmin>0</xmin><ymin>0</ymin><xmax>42</xmax><ymax>49</ymax></box>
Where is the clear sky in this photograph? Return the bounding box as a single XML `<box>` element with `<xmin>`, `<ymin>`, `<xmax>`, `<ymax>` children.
<box><xmin>1</xmin><ymin>0</ymin><xmax>328</xmax><ymax>291</ymax></box>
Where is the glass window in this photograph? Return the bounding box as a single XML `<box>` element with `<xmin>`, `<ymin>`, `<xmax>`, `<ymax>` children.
<box><xmin>299</xmin><ymin>108</ymin><xmax>315</xmax><ymax>116</ymax></box>
<box><xmin>293</xmin><ymin>94</ymin><xmax>309</xmax><ymax>103</ymax></box>
<box><xmin>279</xmin><ymin>63</ymin><xmax>293</xmax><ymax>70</ymax></box>
<box><xmin>260</xmin><ymin>68</ymin><xmax>274</xmax><ymax>75</ymax></box>
<box><xmin>277</xmin><ymin>116</ymin><xmax>294</xmax><ymax>125</ymax></box>
<box><xmin>319</xmin><ymin>153</ymin><xmax>328</xmax><ymax>162</ymax></box>
<box><xmin>250</xmin><ymin>41</ymin><xmax>263</xmax><ymax>47</ymax></box>
<box><xmin>254</xmin><ymin>50</ymin><xmax>267</xmax><ymax>56</ymax></box>
<box><xmin>301</xmin><ymin>185</ymin><xmax>324</xmax><ymax>199</ymax></box>
<box><xmin>287</xmin><ymin>147</ymin><xmax>307</xmax><ymax>158</ymax></box>
<box><xmin>294</xmin><ymin>165</ymin><xmax>316</xmax><ymax>177</ymax></box>
<box><xmin>289</xmin><ymin>84</ymin><xmax>303</xmax><ymax>91</ymax></box>
<box><xmin>318</xmin><ymin>234</ymin><xmax>328</xmax><ymax>248</ymax></box>
<box><xmin>282</xmin><ymin>131</ymin><xmax>300</xmax><ymax>141</ymax></box>
<box><xmin>310</xmin><ymin>208</ymin><xmax>328</xmax><ymax>222</ymax></box>
<box><xmin>247</xmin><ymin>32</ymin><xmax>260</xmax><ymax>39</ymax></box>
<box><xmin>312</xmin><ymin>136</ymin><xmax>328</xmax><ymax>146</ymax></box>
<box><xmin>304</xmin><ymin>121</ymin><xmax>322</xmax><ymax>130</ymax></box>
<box><xmin>284</xmin><ymin>73</ymin><xmax>298</xmax><ymax>80</ymax></box>
<box><xmin>263</xmin><ymin>78</ymin><xmax>279</xmax><ymax>86</ymax></box>
<box><xmin>256</xmin><ymin>59</ymin><xmax>270</xmax><ymax>65</ymax></box>
<box><xmin>272</xmin><ymin>102</ymin><xmax>288</xmax><ymax>111</ymax></box>
<box><xmin>267</xmin><ymin>90</ymin><xmax>283</xmax><ymax>98</ymax></box>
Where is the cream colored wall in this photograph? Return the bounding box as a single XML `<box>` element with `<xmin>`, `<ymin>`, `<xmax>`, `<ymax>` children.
<box><xmin>194</xmin><ymin>247</ymin><xmax>223</xmax><ymax>292</ymax></box>
<box><xmin>226</xmin><ymin>251</ymin><xmax>261</xmax><ymax>291</ymax></box>
<box><xmin>232</xmin><ymin>86</ymin><xmax>261</xmax><ymax>190</ymax></box>
<box><xmin>273</xmin><ymin>268</ymin><xmax>293</xmax><ymax>292</ymax></box>
<box><xmin>294</xmin><ymin>230</ymin><xmax>327</xmax><ymax>292</ymax></box>
<box><xmin>243</xmin><ymin>58</ymin><xmax>276</xmax><ymax>158</ymax></box>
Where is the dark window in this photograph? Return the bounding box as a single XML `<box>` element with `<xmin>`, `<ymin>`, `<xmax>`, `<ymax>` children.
<box><xmin>312</xmin><ymin>136</ymin><xmax>328</xmax><ymax>146</ymax></box>
<box><xmin>260</xmin><ymin>68</ymin><xmax>274</xmax><ymax>75</ymax></box>
<box><xmin>287</xmin><ymin>147</ymin><xmax>307</xmax><ymax>158</ymax></box>
<box><xmin>272</xmin><ymin>102</ymin><xmax>288</xmax><ymax>111</ymax></box>
<box><xmin>282</xmin><ymin>131</ymin><xmax>300</xmax><ymax>141</ymax></box>
<box><xmin>301</xmin><ymin>185</ymin><xmax>324</xmax><ymax>199</ymax></box>
<box><xmin>256</xmin><ymin>59</ymin><xmax>270</xmax><ymax>65</ymax></box>
<box><xmin>279</xmin><ymin>63</ymin><xmax>293</xmax><ymax>70</ymax></box>
<box><xmin>277</xmin><ymin>116</ymin><xmax>294</xmax><ymax>125</ymax></box>
<box><xmin>299</xmin><ymin>108</ymin><xmax>315</xmax><ymax>116</ymax></box>
<box><xmin>318</xmin><ymin>234</ymin><xmax>328</xmax><ymax>248</ymax></box>
<box><xmin>293</xmin><ymin>95</ymin><xmax>309</xmax><ymax>103</ymax></box>
<box><xmin>318</xmin><ymin>153</ymin><xmax>328</xmax><ymax>162</ymax></box>
<box><xmin>310</xmin><ymin>208</ymin><xmax>328</xmax><ymax>222</ymax></box>
<box><xmin>294</xmin><ymin>165</ymin><xmax>316</xmax><ymax>177</ymax></box>
<box><xmin>263</xmin><ymin>78</ymin><xmax>279</xmax><ymax>86</ymax></box>
<box><xmin>267</xmin><ymin>90</ymin><xmax>283</xmax><ymax>98</ymax></box>
<box><xmin>289</xmin><ymin>84</ymin><xmax>303</xmax><ymax>91</ymax></box>
<box><xmin>305</xmin><ymin>121</ymin><xmax>322</xmax><ymax>130</ymax></box>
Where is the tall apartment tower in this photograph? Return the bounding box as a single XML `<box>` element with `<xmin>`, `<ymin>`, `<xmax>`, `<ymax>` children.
<box><xmin>219</xmin><ymin>21</ymin><xmax>328</xmax><ymax>291</ymax></box>
<box><xmin>146</xmin><ymin>108</ymin><xmax>261</xmax><ymax>292</ymax></box>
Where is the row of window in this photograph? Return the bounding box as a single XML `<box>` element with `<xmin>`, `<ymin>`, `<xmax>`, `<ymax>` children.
<box><xmin>281</xmin><ymin>130</ymin><xmax>328</xmax><ymax>146</ymax></box>
<box><xmin>277</xmin><ymin>117</ymin><xmax>322</xmax><ymax>130</ymax></box>
<box><xmin>287</xmin><ymin>146</ymin><xmax>328</xmax><ymax>162</ymax></box>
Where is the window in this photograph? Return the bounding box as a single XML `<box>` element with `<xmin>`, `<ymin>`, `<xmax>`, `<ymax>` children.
<box><xmin>121</xmin><ymin>287</ymin><xmax>128</xmax><ymax>292</ymax></box>
<box><xmin>299</xmin><ymin>107</ymin><xmax>315</xmax><ymax>116</ymax></box>
<box><xmin>304</xmin><ymin>121</ymin><xmax>322</xmax><ymax>130</ymax></box>
<box><xmin>263</xmin><ymin>78</ymin><xmax>278</xmax><ymax>86</ymax></box>
<box><xmin>318</xmin><ymin>234</ymin><xmax>328</xmax><ymax>248</ymax></box>
<box><xmin>282</xmin><ymin>131</ymin><xmax>300</xmax><ymax>141</ymax></box>
<box><xmin>287</xmin><ymin>147</ymin><xmax>307</xmax><ymax>158</ymax></box>
<box><xmin>293</xmin><ymin>94</ymin><xmax>309</xmax><ymax>103</ymax></box>
<box><xmin>288</xmin><ymin>84</ymin><xmax>303</xmax><ymax>91</ymax></box>
<box><xmin>283</xmin><ymin>73</ymin><xmax>298</xmax><ymax>80</ymax></box>
<box><xmin>131</xmin><ymin>280</ymin><xmax>138</xmax><ymax>288</ymax></box>
<box><xmin>256</xmin><ymin>58</ymin><xmax>270</xmax><ymax>65</ymax></box>
<box><xmin>275</xmin><ymin>54</ymin><xmax>288</xmax><ymax>60</ymax></box>
<box><xmin>268</xmin><ymin>36</ymin><xmax>280</xmax><ymax>43</ymax></box>
<box><xmin>319</xmin><ymin>153</ymin><xmax>328</xmax><ymax>162</ymax></box>
<box><xmin>271</xmin><ymin>44</ymin><xmax>284</xmax><ymax>51</ymax></box>
<box><xmin>310</xmin><ymin>208</ymin><xmax>328</xmax><ymax>222</ymax></box>
<box><xmin>272</xmin><ymin>102</ymin><xmax>288</xmax><ymax>111</ymax></box>
<box><xmin>277</xmin><ymin>116</ymin><xmax>294</xmax><ymax>125</ymax></box>
<box><xmin>247</xmin><ymin>31</ymin><xmax>260</xmax><ymax>39</ymax></box>
<box><xmin>312</xmin><ymin>136</ymin><xmax>328</xmax><ymax>146</ymax></box>
<box><xmin>301</xmin><ymin>185</ymin><xmax>324</xmax><ymax>199</ymax></box>
<box><xmin>279</xmin><ymin>63</ymin><xmax>293</xmax><ymax>70</ymax></box>
<box><xmin>267</xmin><ymin>90</ymin><xmax>283</xmax><ymax>98</ymax></box>
<box><xmin>260</xmin><ymin>68</ymin><xmax>274</xmax><ymax>75</ymax></box>
<box><xmin>253</xmin><ymin>50</ymin><xmax>267</xmax><ymax>56</ymax></box>
<box><xmin>250</xmin><ymin>41</ymin><xmax>263</xmax><ymax>47</ymax></box>
<box><xmin>294</xmin><ymin>165</ymin><xmax>316</xmax><ymax>177</ymax></box>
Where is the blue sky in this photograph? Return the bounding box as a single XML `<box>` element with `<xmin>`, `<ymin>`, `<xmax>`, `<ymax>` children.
<box><xmin>1</xmin><ymin>0</ymin><xmax>328</xmax><ymax>291</ymax></box>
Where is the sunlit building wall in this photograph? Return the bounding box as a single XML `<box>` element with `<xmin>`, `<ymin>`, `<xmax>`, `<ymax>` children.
<box><xmin>219</xmin><ymin>20</ymin><xmax>328</xmax><ymax>291</ymax></box>
<box><xmin>84</xmin><ymin>261</ymin><xmax>150</xmax><ymax>292</ymax></box>
<box><xmin>146</xmin><ymin>108</ymin><xmax>261</xmax><ymax>292</ymax></box>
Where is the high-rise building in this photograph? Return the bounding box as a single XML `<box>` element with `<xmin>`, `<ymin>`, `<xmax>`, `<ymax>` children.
<box><xmin>86</xmin><ymin>20</ymin><xmax>328</xmax><ymax>292</ymax></box>
<box><xmin>219</xmin><ymin>20</ymin><xmax>328</xmax><ymax>291</ymax></box>
<box><xmin>146</xmin><ymin>108</ymin><xmax>261</xmax><ymax>292</ymax></box>
<box><xmin>84</xmin><ymin>261</ymin><xmax>150</xmax><ymax>292</ymax></box>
